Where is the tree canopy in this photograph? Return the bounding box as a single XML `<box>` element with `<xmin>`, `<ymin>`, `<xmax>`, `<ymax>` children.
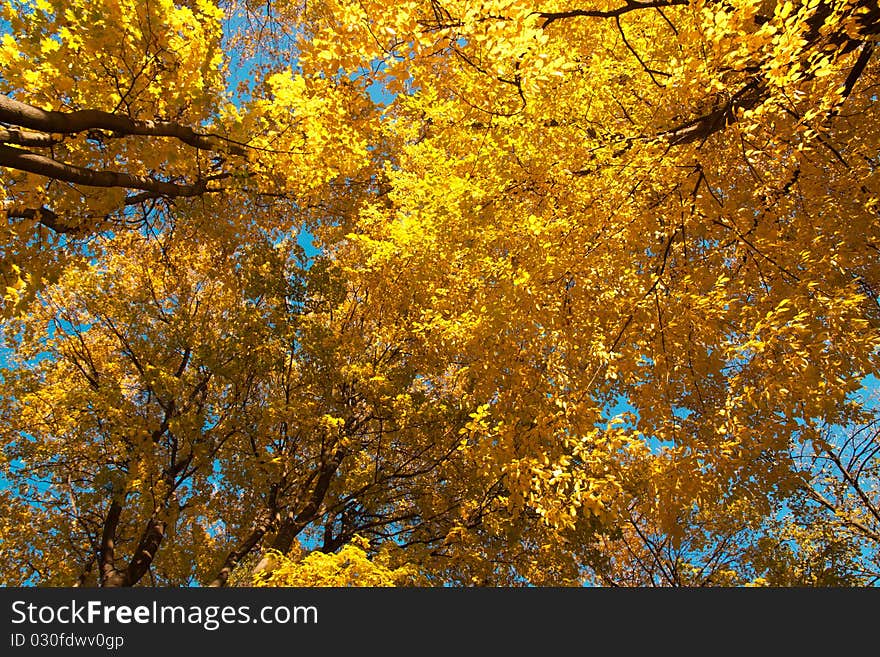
<box><xmin>1</xmin><ymin>0</ymin><xmax>879</xmax><ymax>586</ymax></box>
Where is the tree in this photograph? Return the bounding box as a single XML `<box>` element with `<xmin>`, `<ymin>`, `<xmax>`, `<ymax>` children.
<box><xmin>1</xmin><ymin>0</ymin><xmax>879</xmax><ymax>586</ymax></box>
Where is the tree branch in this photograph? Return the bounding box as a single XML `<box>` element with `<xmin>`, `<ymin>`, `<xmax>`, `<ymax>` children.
<box><xmin>0</xmin><ymin>143</ymin><xmax>228</xmax><ymax>198</ymax></box>
<box><xmin>207</xmin><ymin>512</ymin><xmax>276</xmax><ymax>587</ymax></box>
<box><xmin>99</xmin><ymin>498</ymin><xmax>126</xmax><ymax>587</ymax></box>
<box><xmin>0</xmin><ymin>125</ymin><xmax>63</xmax><ymax>147</ymax></box>
<box><xmin>662</xmin><ymin>79</ymin><xmax>765</xmax><ymax>146</ymax></box>
<box><xmin>4</xmin><ymin>205</ymin><xmax>83</xmax><ymax>233</ymax></box>
<box><xmin>269</xmin><ymin>447</ymin><xmax>348</xmax><ymax>555</ymax></box>
<box><xmin>126</xmin><ymin>517</ymin><xmax>166</xmax><ymax>586</ymax></box>
<box><xmin>0</xmin><ymin>94</ymin><xmax>246</xmax><ymax>156</ymax></box>
<box><xmin>536</xmin><ymin>0</ymin><xmax>688</xmax><ymax>27</ymax></box>
<box><xmin>839</xmin><ymin>40</ymin><xmax>875</xmax><ymax>105</ymax></box>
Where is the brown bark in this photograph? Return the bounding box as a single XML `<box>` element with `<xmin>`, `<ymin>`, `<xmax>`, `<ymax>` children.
<box><xmin>0</xmin><ymin>143</ymin><xmax>227</xmax><ymax>197</ymax></box>
<box><xmin>270</xmin><ymin>448</ymin><xmax>348</xmax><ymax>554</ymax></box>
<box><xmin>126</xmin><ymin>518</ymin><xmax>166</xmax><ymax>586</ymax></box>
<box><xmin>99</xmin><ymin>514</ymin><xmax>171</xmax><ymax>587</ymax></box>
<box><xmin>539</xmin><ymin>1</ymin><xmax>880</xmax><ymax>148</ymax></box>
<box><xmin>208</xmin><ymin>486</ymin><xmax>281</xmax><ymax>587</ymax></box>
<box><xmin>207</xmin><ymin>522</ymin><xmax>273</xmax><ymax>588</ymax></box>
<box><xmin>99</xmin><ymin>499</ymin><xmax>127</xmax><ymax>587</ymax></box>
<box><xmin>4</xmin><ymin>205</ymin><xmax>82</xmax><ymax>233</ymax></box>
<box><xmin>538</xmin><ymin>0</ymin><xmax>688</xmax><ymax>27</ymax></box>
<box><xmin>249</xmin><ymin>448</ymin><xmax>348</xmax><ymax>578</ymax></box>
<box><xmin>0</xmin><ymin>94</ymin><xmax>246</xmax><ymax>156</ymax></box>
<box><xmin>663</xmin><ymin>79</ymin><xmax>766</xmax><ymax>147</ymax></box>
<box><xmin>0</xmin><ymin>125</ymin><xmax>62</xmax><ymax>147</ymax></box>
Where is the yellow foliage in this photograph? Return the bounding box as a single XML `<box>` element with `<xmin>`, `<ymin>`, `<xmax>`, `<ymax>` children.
<box><xmin>1</xmin><ymin>0</ymin><xmax>879</xmax><ymax>587</ymax></box>
<box><xmin>253</xmin><ymin>539</ymin><xmax>415</xmax><ymax>587</ymax></box>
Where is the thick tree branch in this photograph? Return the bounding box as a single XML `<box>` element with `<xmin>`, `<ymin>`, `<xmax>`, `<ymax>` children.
<box><xmin>663</xmin><ymin>79</ymin><xmax>766</xmax><ymax>146</ymax></box>
<box><xmin>537</xmin><ymin>0</ymin><xmax>688</xmax><ymax>27</ymax></box>
<box><xmin>269</xmin><ymin>447</ymin><xmax>348</xmax><ymax>555</ymax></box>
<box><xmin>4</xmin><ymin>205</ymin><xmax>82</xmax><ymax>233</ymax></box>
<box><xmin>126</xmin><ymin>517</ymin><xmax>166</xmax><ymax>586</ymax></box>
<box><xmin>207</xmin><ymin>506</ymin><xmax>278</xmax><ymax>588</ymax></box>
<box><xmin>839</xmin><ymin>40</ymin><xmax>875</xmax><ymax>104</ymax></box>
<box><xmin>0</xmin><ymin>125</ymin><xmax>63</xmax><ymax>147</ymax></box>
<box><xmin>538</xmin><ymin>0</ymin><xmax>880</xmax><ymax>34</ymax></box>
<box><xmin>99</xmin><ymin>498</ymin><xmax>126</xmax><ymax>587</ymax></box>
<box><xmin>0</xmin><ymin>94</ymin><xmax>246</xmax><ymax>156</ymax></box>
<box><xmin>0</xmin><ymin>143</ymin><xmax>228</xmax><ymax>198</ymax></box>
<box><xmin>540</xmin><ymin>1</ymin><xmax>880</xmax><ymax>148</ymax></box>
<box><xmin>208</xmin><ymin>526</ymin><xmax>271</xmax><ymax>588</ymax></box>
<box><xmin>249</xmin><ymin>447</ymin><xmax>349</xmax><ymax>579</ymax></box>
